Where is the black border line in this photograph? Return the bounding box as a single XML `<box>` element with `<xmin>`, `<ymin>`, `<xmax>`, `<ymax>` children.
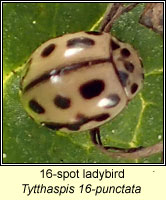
<box><xmin>1</xmin><ymin>1</ymin><xmax>165</xmax><ymax>166</ymax></box>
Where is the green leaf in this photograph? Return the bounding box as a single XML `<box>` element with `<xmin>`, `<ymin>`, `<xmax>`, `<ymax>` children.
<box><xmin>3</xmin><ymin>3</ymin><xmax>163</xmax><ymax>163</ymax></box>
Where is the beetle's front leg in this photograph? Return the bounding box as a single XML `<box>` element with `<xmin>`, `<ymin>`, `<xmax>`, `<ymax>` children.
<box><xmin>90</xmin><ymin>128</ymin><xmax>143</xmax><ymax>153</ymax></box>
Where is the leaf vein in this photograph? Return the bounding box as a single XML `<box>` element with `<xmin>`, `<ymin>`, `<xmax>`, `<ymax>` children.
<box><xmin>145</xmin><ymin>68</ymin><xmax>163</xmax><ymax>77</ymax></box>
<box><xmin>90</xmin><ymin>15</ymin><xmax>104</xmax><ymax>31</ymax></box>
<box><xmin>129</xmin><ymin>93</ymin><xmax>155</xmax><ymax>147</ymax></box>
<box><xmin>53</xmin><ymin>3</ymin><xmax>60</xmax><ymax>37</ymax></box>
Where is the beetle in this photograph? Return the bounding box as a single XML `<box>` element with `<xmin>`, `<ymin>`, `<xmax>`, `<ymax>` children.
<box><xmin>20</xmin><ymin>3</ymin><xmax>145</xmax><ymax>157</ymax></box>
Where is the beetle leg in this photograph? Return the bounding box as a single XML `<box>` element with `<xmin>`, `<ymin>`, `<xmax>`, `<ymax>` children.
<box><xmin>100</xmin><ymin>3</ymin><xmax>139</xmax><ymax>32</ymax></box>
<box><xmin>90</xmin><ymin>128</ymin><xmax>143</xmax><ymax>153</ymax></box>
<box><xmin>90</xmin><ymin>128</ymin><xmax>103</xmax><ymax>146</ymax></box>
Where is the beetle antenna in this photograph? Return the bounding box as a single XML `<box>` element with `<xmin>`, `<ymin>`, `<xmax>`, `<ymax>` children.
<box><xmin>99</xmin><ymin>3</ymin><xmax>139</xmax><ymax>33</ymax></box>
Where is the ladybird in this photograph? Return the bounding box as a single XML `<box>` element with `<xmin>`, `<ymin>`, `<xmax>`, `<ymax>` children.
<box><xmin>20</xmin><ymin>3</ymin><xmax>144</xmax><ymax>155</ymax></box>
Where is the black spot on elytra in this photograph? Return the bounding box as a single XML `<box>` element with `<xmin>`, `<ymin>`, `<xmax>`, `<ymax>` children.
<box><xmin>124</xmin><ymin>61</ymin><xmax>134</xmax><ymax>73</ymax></box>
<box><xmin>121</xmin><ymin>48</ymin><xmax>131</xmax><ymax>57</ymax></box>
<box><xmin>41</xmin><ymin>43</ymin><xmax>56</xmax><ymax>57</ymax></box>
<box><xmin>42</xmin><ymin>113</ymin><xmax>110</xmax><ymax>131</ymax></box>
<box><xmin>54</xmin><ymin>95</ymin><xmax>71</xmax><ymax>109</ymax></box>
<box><xmin>44</xmin><ymin>123</ymin><xmax>64</xmax><ymax>131</ymax></box>
<box><xmin>85</xmin><ymin>31</ymin><xmax>102</xmax><ymax>35</ymax></box>
<box><xmin>44</xmin><ymin>121</ymin><xmax>80</xmax><ymax>131</ymax></box>
<box><xmin>131</xmin><ymin>83</ymin><xmax>138</xmax><ymax>94</ymax></box>
<box><xmin>117</xmin><ymin>71</ymin><xmax>129</xmax><ymax>87</ymax></box>
<box><xmin>80</xmin><ymin>79</ymin><xmax>105</xmax><ymax>99</ymax></box>
<box><xmin>29</xmin><ymin>99</ymin><xmax>45</xmax><ymax>114</ymax></box>
<box><xmin>67</xmin><ymin>37</ymin><xmax>95</xmax><ymax>48</ymax></box>
<box><xmin>67</xmin><ymin>124</ymin><xmax>80</xmax><ymax>131</ymax></box>
<box><xmin>111</xmin><ymin>39</ymin><xmax>120</xmax><ymax>50</ymax></box>
<box><xmin>105</xmin><ymin>94</ymin><xmax>120</xmax><ymax>108</ymax></box>
<box><xmin>94</xmin><ymin>113</ymin><xmax>110</xmax><ymax>121</ymax></box>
